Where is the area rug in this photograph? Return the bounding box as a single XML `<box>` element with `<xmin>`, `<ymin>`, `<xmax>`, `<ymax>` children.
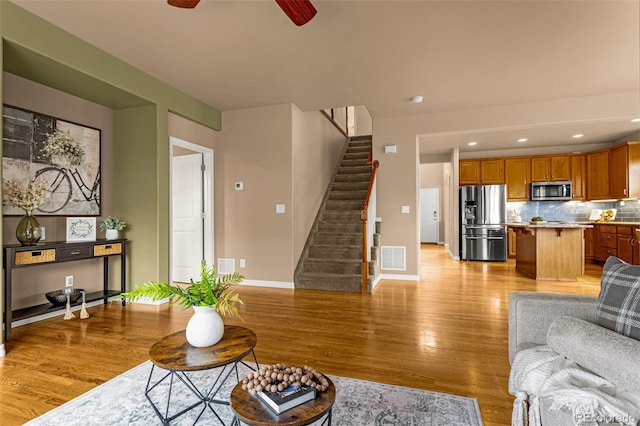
<box><xmin>25</xmin><ymin>361</ymin><xmax>483</xmax><ymax>426</ymax></box>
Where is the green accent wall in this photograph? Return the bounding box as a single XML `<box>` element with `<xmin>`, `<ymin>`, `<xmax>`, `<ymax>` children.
<box><xmin>0</xmin><ymin>1</ymin><xmax>222</xmax><ymax>336</ymax></box>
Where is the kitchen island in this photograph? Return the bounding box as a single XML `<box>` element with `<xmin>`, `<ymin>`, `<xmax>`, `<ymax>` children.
<box><xmin>508</xmin><ymin>222</ymin><xmax>593</xmax><ymax>281</ymax></box>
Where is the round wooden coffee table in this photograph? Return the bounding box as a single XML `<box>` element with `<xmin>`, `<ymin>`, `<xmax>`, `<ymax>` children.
<box><xmin>230</xmin><ymin>377</ymin><xmax>335</xmax><ymax>426</ymax></box>
<box><xmin>146</xmin><ymin>325</ymin><xmax>258</xmax><ymax>425</ymax></box>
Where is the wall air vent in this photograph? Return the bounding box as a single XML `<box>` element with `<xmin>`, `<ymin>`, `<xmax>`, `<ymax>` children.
<box><xmin>381</xmin><ymin>246</ymin><xmax>406</xmax><ymax>271</ymax></box>
<box><xmin>217</xmin><ymin>258</ymin><xmax>236</xmax><ymax>275</ymax></box>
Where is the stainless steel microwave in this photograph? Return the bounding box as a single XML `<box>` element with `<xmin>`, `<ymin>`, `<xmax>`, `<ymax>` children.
<box><xmin>530</xmin><ymin>181</ymin><xmax>572</xmax><ymax>201</ymax></box>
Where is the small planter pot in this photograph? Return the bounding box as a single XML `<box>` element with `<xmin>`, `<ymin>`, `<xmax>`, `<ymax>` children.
<box><xmin>105</xmin><ymin>229</ymin><xmax>119</xmax><ymax>240</ymax></box>
<box><xmin>185</xmin><ymin>306</ymin><xmax>224</xmax><ymax>347</ymax></box>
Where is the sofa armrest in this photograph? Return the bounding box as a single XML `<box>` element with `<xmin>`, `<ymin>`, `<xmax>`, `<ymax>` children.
<box><xmin>508</xmin><ymin>292</ymin><xmax>598</xmax><ymax>364</ymax></box>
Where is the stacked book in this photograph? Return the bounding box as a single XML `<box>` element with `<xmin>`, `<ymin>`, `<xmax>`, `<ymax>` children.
<box><xmin>257</xmin><ymin>384</ymin><xmax>317</xmax><ymax>414</ymax></box>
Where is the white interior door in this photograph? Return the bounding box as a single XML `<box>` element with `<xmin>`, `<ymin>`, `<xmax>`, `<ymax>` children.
<box><xmin>420</xmin><ymin>188</ymin><xmax>439</xmax><ymax>243</ymax></box>
<box><xmin>172</xmin><ymin>153</ymin><xmax>204</xmax><ymax>282</ymax></box>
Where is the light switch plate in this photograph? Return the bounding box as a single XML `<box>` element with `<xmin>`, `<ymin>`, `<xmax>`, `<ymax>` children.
<box><xmin>276</xmin><ymin>204</ymin><xmax>285</xmax><ymax>214</ymax></box>
<box><xmin>401</xmin><ymin>205</ymin><xmax>410</xmax><ymax>214</ymax></box>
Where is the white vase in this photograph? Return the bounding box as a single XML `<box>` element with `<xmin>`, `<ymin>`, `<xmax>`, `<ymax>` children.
<box><xmin>105</xmin><ymin>229</ymin><xmax>119</xmax><ymax>240</ymax></box>
<box><xmin>185</xmin><ymin>306</ymin><xmax>224</xmax><ymax>347</ymax></box>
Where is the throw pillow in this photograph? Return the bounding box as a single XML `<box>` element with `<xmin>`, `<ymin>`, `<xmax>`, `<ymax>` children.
<box><xmin>595</xmin><ymin>256</ymin><xmax>640</xmax><ymax>341</ymax></box>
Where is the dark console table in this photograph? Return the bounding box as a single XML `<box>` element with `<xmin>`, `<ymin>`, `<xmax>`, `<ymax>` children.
<box><xmin>2</xmin><ymin>239</ymin><xmax>127</xmax><ymax>341</ymax></box>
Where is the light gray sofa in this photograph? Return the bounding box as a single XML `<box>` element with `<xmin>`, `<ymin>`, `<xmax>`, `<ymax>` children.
<box><xmin>508</xmin><ymin>291</ymin><xmax>640</xmax><ymax>425</ymax></box>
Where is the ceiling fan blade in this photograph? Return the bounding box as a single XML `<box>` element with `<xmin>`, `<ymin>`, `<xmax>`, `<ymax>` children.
<box><xmin>167</xmin><ymin>0</ymin><xmax>200</xmax><ymax>8</ymax></box>
<box><xmin>275</xmin><ymin>0</ymin><xmax>317</xmax><ymax>26</ymax></box>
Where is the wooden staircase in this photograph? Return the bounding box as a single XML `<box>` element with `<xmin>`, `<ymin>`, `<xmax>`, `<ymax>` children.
<box><xmin>295</xmin><ymin>135</ymin><xmax>380</xmax><ymax>292</ymax></box>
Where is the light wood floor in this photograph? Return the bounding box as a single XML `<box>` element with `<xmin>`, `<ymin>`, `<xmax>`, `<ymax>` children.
<box><xmin>0</xmin><ymin>244</ymin><xmax>602</xmax><ymax>425</ymax></box>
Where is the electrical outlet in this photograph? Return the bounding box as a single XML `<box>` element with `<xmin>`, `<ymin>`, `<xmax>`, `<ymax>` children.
<box><xmin>240</xmin><ymin>259</ymin><xmax>246</xmax><ymax>268</ymax></box>
<box><xmin>65</xmin><ymin>275</ymin><xmax>74</xmax><ymax>287</ymax></box>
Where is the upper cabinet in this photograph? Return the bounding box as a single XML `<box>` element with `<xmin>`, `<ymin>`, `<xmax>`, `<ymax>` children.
<box><xmin>531</xmin><ymin>155</ymin><xmax>571</xmax><ymax>181</ymax></box>
<box><xmin>458</xmin><ymin>141</ymin><xmax>638</xmax><ymax>201</ymax></box>
<box><xmin>459</xmin><ymin>160</ymin><xmax>480</xmax><ymax>185</ymax></box>
<box><xmin>570</xmin><ymin>154</ymin><xmax>586</xmax><ymax>200</ymax></box>
<box><xmin>459</xmin><ymin>159</ymin><xmax>504</xmax><ymax>185</ymax></box>
<box><xmin>585</xmin><ymin>142</ymin><xmax>640</xmax><ymax>200</ymax></box>
<box><xmin>609</xmin><ymin>142</ymin><xmax>640</xmax><ymax>199</ymax></box>
<box><xmin>586</xmin><ymin>150</ymin><xmax>610</xmax><ymax>200</ymax></box>
<box><xmin>505</xmin><ymin>157</ymin><xmax>530</xmax><ymax>201</ymax></box>
<box><xmin>480</xmin><ymin>159</ymin><xmax>505</xmax><ymax>184</ymax></box>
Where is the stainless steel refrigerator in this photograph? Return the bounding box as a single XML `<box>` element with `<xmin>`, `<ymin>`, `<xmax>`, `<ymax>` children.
<box><xmin>460</xmin><ymin>184</ymin><xmax>507</xmax><ymax>261</ymax></box>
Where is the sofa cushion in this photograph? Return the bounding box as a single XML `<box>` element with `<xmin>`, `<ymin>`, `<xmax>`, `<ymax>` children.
<box><xmin>595</xmin><ymin>256</ymin><xmax>640</xmax><ymax>341</ymax></box>
<box><xmin>547</xmin><ymin>315</ymin><xmax>640</xmax><ymax>395</ymax></box>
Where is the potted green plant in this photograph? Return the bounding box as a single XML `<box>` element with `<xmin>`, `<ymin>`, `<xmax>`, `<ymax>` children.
<box><xmin>120</xmin><ymin>264</ymin><xmax>243</xmax><ymax>347</ymax></box>
<box><xmin>2</xmin><ymin>177</ymin><xmax>49</xmax><ymax>245</ymax></box>
<box><xmin>100</xmin><ymin>216</ymin><xmax>126</xmax><ymax>240</ymax></box>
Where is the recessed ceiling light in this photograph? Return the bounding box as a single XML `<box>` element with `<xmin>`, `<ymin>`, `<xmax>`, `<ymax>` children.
<box><xmin>572</xmin><ymin>134</ymin><xmax>584</xmax><ymax>139</ymax></box>
<box><xmin>468</xmin><ymin>141</ymin><xmax>477</xmax><ymax>146</ymax></box>
<box><xmin>410</xmin><ymin>95</ymin><xmax>423</xmax><ymax>104</ymax></box>
<box><xmin>518</xmin><ymin>138</ymin><xmax>528</xmax><ymax>143</ymax></box>
<box><xmin>632</xmin><ymin>118</ymin><xmax>640</xmax><ymax>123</ymax></box>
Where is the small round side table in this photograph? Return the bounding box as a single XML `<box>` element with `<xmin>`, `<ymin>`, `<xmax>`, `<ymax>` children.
<box><xmin>229</xmin><ymin>377</ymin><xmax>335</xmax><ymax>426</ymax></box>
<box><xmin>146</xmin><ymin>325</ymin><xmax>259</xmax><ymax>425</ymax></box>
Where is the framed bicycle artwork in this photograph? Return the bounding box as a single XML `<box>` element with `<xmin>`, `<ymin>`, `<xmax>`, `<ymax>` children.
<box><xmin>2</xmin><ymin>104</ymin><xmax>101</xmax><ymax>216</ymax></box>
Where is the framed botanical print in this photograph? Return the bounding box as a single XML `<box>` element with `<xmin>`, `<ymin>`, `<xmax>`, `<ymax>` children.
<box><xmin>66</xmin><ymin>217</ymin><xmax>97</xmax><ymax>242</ymax></box>
<box><xmin>2</xmin><ymin>104</ymin><xmax>101</xmax><ymax>216</ymax></box>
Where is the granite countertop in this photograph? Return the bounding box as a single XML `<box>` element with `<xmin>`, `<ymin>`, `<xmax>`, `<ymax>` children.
<box><xmin>579</xmin><ymin>221</ymin><xmax>640</xmax><ymax>226</ymax></box>
<box><xmin>507</xmin><ymin>222</ymin><xmax>593</xmax><ymax>228</ymax></box>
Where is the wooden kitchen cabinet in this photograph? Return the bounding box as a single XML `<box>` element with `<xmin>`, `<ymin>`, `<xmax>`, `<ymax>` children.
<box><xmin>634</xmin><ymin>228</ymin><xmax>640</xmax><ymax>265</ymax></box>
<box><xmin>571</xmin><ymin>154</ymin><xmax>586</xmax><ymax>200</ymax></box>
<box><xmin>459</xmin><ymin>159</ymin><xmax>505</xmax><ymax>185</ymax></box>
<box><xmin>459</xmin><ymin>160</ymin><xmax>480</xmax><ymax>185</ymax></box>
<box><xmin>597</xmin><ymin>224</ymin><xmax>617</xmax><ymax>262</ymax></box>
<box><xmin>530</xmin><ymin>157</ymin><xmax>550</xmax><ymax>182</ymax></box>
<box><xmin>505</xmin><ymin>157</ymin><xmax>530</xmax><ymax>201</ymax></box>
<box><xmin>480</xmin><ymin>159</ymin><xmax>505</xmax><ymax>184</ymax></box>
<box><xmin>550</xmin><ymin>155</ymin><xmax>572</xmax><ymax>181</ymax></box>
<box><xmin>587</xmin><ymin>150</ymin><xmax>610</xmax><ymax>200</ymax></box>
<box><xmin>531</xmin><ymin>155</ymin><xmax>571</xmax><ymax>182</ymax></box>
<box><xmin>609</xmin><ymin>142</ymin><xmax>640</xmax><ymax>199</ymax></box>
<box><xmin>584</xmin><ymin>227</ymin><xmax>594</xmax><ymax>261</ymax></box>
<box><xmin>508</xmin><ymin>227</ymin><xmax>517</xmax><ymax>258</ymax></box>
<box><xmin>617</xmin><ymin>225</ymin><xmax>634</xmax><ymax>264</ymax></box>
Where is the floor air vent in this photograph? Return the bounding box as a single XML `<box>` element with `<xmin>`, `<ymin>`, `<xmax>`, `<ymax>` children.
<box><xmin>381</xmin><ymin>246</ymin><xmax>406</xmax><ymax>271</ymax></box>
<box><xmin>217</xmin><ymin>258</ymin><xmax>236</xmax><ymax>275</ymax></box>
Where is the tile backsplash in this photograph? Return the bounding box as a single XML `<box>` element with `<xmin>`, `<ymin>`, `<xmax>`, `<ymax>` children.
<box><xmin>506</xmin><ymin>200</ymin><xmax>640</xmax><ymax>223</ymax></box>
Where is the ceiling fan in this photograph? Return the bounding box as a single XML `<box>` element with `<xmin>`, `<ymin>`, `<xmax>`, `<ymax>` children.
<box><xmin>167</xmin><ymin>0</ymin><xmax>317</xmax><ymax>26</ymax></box>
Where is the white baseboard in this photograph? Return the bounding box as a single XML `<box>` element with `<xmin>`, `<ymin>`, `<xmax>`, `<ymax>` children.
<box><xmin>370</xmin><ymin>274</ymin><xmax>383</xmax><ymax>291</ymax></box>
<box><xmin>0</xmin><ymin>343</ymin><xmax>5</xmax><ymax>357</ymax></box>
<box><xmin>241</xmin><ymin>280</ymin><xmax>294</xmax><ymax>289</ymax></box>
<box><xmin>449</xmin><ymin>250</ymin><xmax>460</xmax><ymax>260</ymax></box>
<box><xmin>378</xmin><ymin>274</ymin><xmax>419</xmax><ymax>281</ymax></box>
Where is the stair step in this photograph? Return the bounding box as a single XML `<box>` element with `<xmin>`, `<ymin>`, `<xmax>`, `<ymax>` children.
<box><xmin>346</xmin><ymin>146</ymin><xmax>371</xmax><ymax>154</ymax></box>
<box><xmin>315</xmin><ymin>232</ymin><xmax>361</xmax><ymax>245</ymax></box>
<box><xmin>347</xmin><ymin>140</ymin><xmax>373</xmax><ymax>148</ymax></box>
<box><xmin>309</xmin><ymin>245</ymin><xmax>361</xmax><ymax>259</ymax></box>
<box><xmin>328</xmin><ymin>190</ymin><xmax>368</xmax><ymax>201</ymax></box>
<box><xmin>296</xmin><ymin>272</ymin><xmax>362</xmax><ymax>292</ymax></box>
<box><xmin>325</xmin><ymin>199</ymin><xmax>363</xmax><ymax>210</ymax></box>
<box><xmin>332</xmin><ymin>181</ymin><xmax>370</xmax><ymax>191</ymax></box>
<box><xmin>349</xmin><ymin>135</ymin><xmax>373</xmax><ymax>142</ymax></box>
<box><xmin>304</xmin><ymin>258</ymin><xmax>361</xmax><ymax>274</ymax></box>
<box><xmin>337</xmin><ymin>165</ymin><xmax>372</xmax><ymax>175</ymax></box>
<box><xmin>343</xmin><ymin>152</ymin><xmax>370</xmax><ymax>161</ymax></box>
<box><xmin>334</xmin><ymin>173</ymin><xmax>371</xmax><ymax>183</ymax></box>
<box><xmin>318</xmin><ymin>221</ymin><xmax>362</xmax><ymax>233</ymax></box>
<box><xmin>322</xmin><ymin>210</ymin><xmax>361</xmax><ymax>222</ymax></box>
<box><xmin>340</xmin><ymin>159</ymin><xmax>369</xmax><ymax>167</ymax></box>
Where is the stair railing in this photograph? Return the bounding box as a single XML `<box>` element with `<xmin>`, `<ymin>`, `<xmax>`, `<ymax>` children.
<box><xmin>361</xmin><ymin>155</ymin><xmax>379</xmax><ymax>292</ymax></box>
